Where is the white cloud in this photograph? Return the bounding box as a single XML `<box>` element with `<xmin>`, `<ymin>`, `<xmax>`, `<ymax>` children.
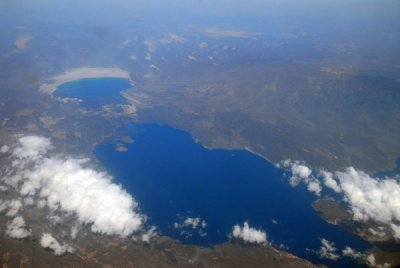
<box><xmin>174</xmin><ymin>217</ymin><xmax>207</xmax><ymax>230</ymax></box>
<box><xmin>118</xmin><ymin>39</ymin><xmax>131</xmax><ymax>48</ymax></box>
<box><xmin>183</xmin><ymin>217</ymin><xmax>207</xmax><ymax>229</ymax></box>
<box><xmin>37</xmin><ymin>199</ymin><xmax>46</xmax><ymax>208</ymax></box>
<box><xmin>184</xmin><ymin>217</ymin><xmax>200</xmax><ymax>228</ymax></box>
<box><xmin>199</xmin><ymin>42</ymin><xmax>208</xmax><ymax>49</ymax></box>
<box><xmin>144</xmin><ymin>40</ymin><xmax>157</xmax><ymax>52</ymax></box>
<box><xmin>342</xmin><ymin>247</ymin><xmax>390</xmax><ymax>268</ymax></box>
<box><xmin>145</xmin><ymin>53</ymin><xmax>152</xmax><ymax>61</ymax></box>
<box><xmin>40</xmin><ymin>233</ymin><xmax>74</xmax><ymax>255</ymax></box>
<box><xmin>130</xmin><ymin>54</ymin><xmax>137</xmax><ymax>61</ymax></box>
<box><xmin>365</xmin><ymin>254</ymin><xmax>391</xmax><ymax>268</ymax></box>
<box><xmin>5</xmin><ymin>199</ymin><xmax>22</xmax><ymax>217</ymax></box>
<box><xmin>174</xmin><ymin>216</ymin><xmax>207</xmax><ymax>238</ymax></box>
<box><xmin>150</xmin><ymin>64</ymin><xmax>159</xmax><ymax>71</ymax></box>
<box><xmin>335</xmin><ymin>167</ymin><xmax>400</xmax><ymax>237</ymax></box>
<box><xmin>232</xmin><ymin>222</ymin><xmax>267</xmax><ymax>245</ymax></box>
<box><xmin>365</xmin><ymin>254</ymin><xmax>390</xmax><ymax>268</ymax></box>
<box><xmin>6</xmin><ymin>216</ymin><xmax>31</xmax><ymax>239</ymax></box>
<box><xmin>2</xmin><ymin>135</ymin><xmax>144</xmax><ymax>238</ymax></box>
<box><xmin>159</xmin><ymin>33</ymin><xmax>185</xmax><ymax>44</ymax></box>
<box><xmin>13</xmin><ymin>135</ymin><xmax>52</xmax><ymax>159</ymax></box>
<box><xmin>291</xmin><ymin>163</ymin><xmax>312</xmax><ymax>179</ymax></box>
<box><xmin>141</xmin><ymin>226</ymin><xmax>157</xmax><ymax>243</ymax></box>
<box><xmin>342</xmin><ymin>246</ymin><xmax>362</xmax><ymax>259</ymax></box>
<box><xmin>0</xmin><ymin>200</ymin><xmax>7</xmax><ymax>212</ymax></box>
<box><xmin>0</xmin><ymin>199</ymin><xmax>23</xmax><ymax>217</ymax></box>
<box><xmin>0</xmin><ymin>185</ymin><xmax>8</xmax><ymax>191</ymax></box>
<box><xmin>24</xmin><ymin>197</ymin><xmax>34</xmax><ymax>206</ymax></box>
<box><xmin>307</xmin><ymin>181</ymin><xmax>322</xmax><ymax>196</ymax></box>
<box><xmin>282</xmin><ymin>160</ymin><xmax>321</xmax><ymax>196</ymax></box>
<box><xmin>0</xmin><ymin>145</ymin><xmax>9</xmax><ymax>153</ymax></box>
<box><xmin>283</xmin><ymin>160</ymin><xmax>400</xmax><ymax>238</ymax></box>
<box><xmin>187</xmin><ymin>55</ymin><xmax>197</xmax><ymax>61</ymax></box>
<box><xmin>390</xmin><ymin>224</ymin><xmax>400</xmax><ymax>239</ymax></box>
<box><xmin>368</xmin><ymin>227</ymin><xmax>386</xmax><ymax>238</ymax></box>
<box><xmin>70</xmin><ymin>225</ymin><xmax>79</xmax><ymax>239</ymax></box>
<box><xmin>317</xmin><ymin>238</ymin><xmax>340</xmax><ymax>261</ymax></box>
<box><xmin>321</xmin><ymin>170</ymin><xmax>341</xmax><ymax>193</ymax></box>
<box><xmin>366</xmin><ymin>254</ymin><xmax>376</xmax><ymax>267</ymax></box>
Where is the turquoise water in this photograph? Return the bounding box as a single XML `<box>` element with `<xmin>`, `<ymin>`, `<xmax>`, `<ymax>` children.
<box><xmin>94</xmin><ymin>123</ymin><xmax>370</xmax><ymax>267</ymax></box>
<box><xmin>53</xmin><ymin>77</ymin><xmax>132</xmax><ymax>110</ymax></box>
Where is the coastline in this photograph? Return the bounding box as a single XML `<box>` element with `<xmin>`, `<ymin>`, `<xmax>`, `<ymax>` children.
<box><xmin>39</xmin><ymin>67</ymin><xmax>133</xmax><ymax>94</ymax></box>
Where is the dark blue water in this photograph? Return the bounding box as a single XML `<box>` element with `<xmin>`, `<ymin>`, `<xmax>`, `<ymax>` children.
<box><xmin>94</xmin><ymin>123</ymin><xmax>370</xmax><ymax>267</ymax></box>
<box><xmin>54</xmin><ymin>77</ymin><xmax>132</xmax><ymax>110</ymax></box>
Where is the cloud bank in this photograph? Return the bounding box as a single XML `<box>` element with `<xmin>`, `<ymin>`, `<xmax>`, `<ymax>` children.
<box><xmin>1</xmin><ymin>135</ymin><xmax>144</xmax><ymax>238</ymax></box>
<box><xmin>326</xmin><ymin>167</ymin><xmax>400</xmax><ymax>239</ymax></box>
<box><xmin>282</xmin><ymin>159</ymin><xmax>400</xmax><ymax>239</ymax></box>
<box><xmin>334</xmin><ymin>168</ymin><xmax>400</xmax><ymax>223</ymax></box>
<box><xmin>232</xmin><ymin>221</ymin><xmax>267</xmax><ymax>244</ymax></box>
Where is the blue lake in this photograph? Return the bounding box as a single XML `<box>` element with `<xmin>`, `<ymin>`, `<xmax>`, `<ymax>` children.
<box><xmin>53</xmin><ymin>77</ymin><xmax>132</xmax><ymax>110</ymax></box>
<box><xmin>94</xmin><ymin>123</ymin><xmax>371</xmax><ymax>267</ymax></box>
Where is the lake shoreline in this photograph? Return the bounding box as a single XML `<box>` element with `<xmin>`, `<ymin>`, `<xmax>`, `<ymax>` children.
<box><xmin>39</xmin><ymin>67</ymin><xmax>133</xmax><ymax>94</ymax></box>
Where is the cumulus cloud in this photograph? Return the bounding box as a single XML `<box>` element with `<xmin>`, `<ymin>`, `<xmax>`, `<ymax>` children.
<box><xmin>174</xmin><ymin>216</ymin><xmax>207</xmax><ymax>238</ymax></box>
<box><xmin>144</xmin><ymin>40</ymin><xmax>157</xmax><ymax>52</ymax></box>
<box><xmin>40</xmin><ymin>233</ymin><xmax>74</xmax><ymax>255</ymax></box>
<box><xmin>321</xmin><ymin>171</ymin><xmax>341</xmax><ymax>193</ymax></box>
<box><xmin>199</xmin><ymin>42</ymin><xmax>208</xmax><ymax>49</ymax></box>
<box><xmin>232</xmin><ymin>222</ymin><xmax>267</xmax><ymax>245</ymax></box>
<box><xmin>0</xmin><ymin>145</ymin><xmax>9</xmax><ymax>153</ymax></box>
<box><xmin>389</xmin><ymin>224</ymin><xmax>400</xmax><ymax>239</ymax></box>
<box><xmin>334</xmin><ymin>167</ymin><xmax>400</xmax><ymax>238</ymax></box>
<box><xmin>145</xmin><ymin>53</ymin><xmax>152</xmax><ymax>61</ymax></box>
<box><xmin>282</xmin><ymin>160</ymin><xmax>322</xmax><ymax>196</ymax></box>
<box><xmin>141</xmin><ymin>226</ymin><xmax>157</xmax><ymax>243</ymax></box>
<box><xmin>6</xmin><ymin>216</ymin><xmax>31</xmax><ymax>239</ymax></box>
<box><xmin>307</xmin><ymin>181</ymin><xmax>322</xmax><ymax>196</ymax></box>
<box><xmin>342</xmin><ymin>246</ymin><xmax>363</xmax><ymax>259</ymax></box>
<box><xmin>13</xmin><ymin>135</ymin><xmax>52</xmax><ymax>160</ymax></box>
<box><xmin>2</xmin><ymin>135</ymin><xmax>144</xmax><ymax>238</ymax></box>
<box><xmin>365</xmin><ymin>254</ymin><xmax>390</xmax><ymax>268</ymax></box>
<box><xmin>159</xmin><ymin>33</ymin><xmax>185</xmax><ymax>44</ymax></box>
<box><xmin>342</xmin><ymin>247</ymin><xmax>390</xmax><ymax>268</ymax></box>
<box><xmin>317</xmin><ymin>238</ymin><xmax>340</xmax><ymax>261</ymax></box>
<box><xmin>0</xmin><ymin>185</ymin><xmax>8</xmax><ymax>191</ymax></box>
<box><xmin>187</xmin><ymin>54</ymin><xmax>197</xmax><ymax>61</ymax></box>
<box><xmin>368</xmin><ymin>227</ymin><xmax>386</xmax><ymax>238</ymax></box>
<box><xmin>0</xmin><ymin>199</ymin><xmax>23</xmax><ymax>217</ymax></box>
<box><xmin>183</xmin><ymin>217</ymin><xmax>207</xmax><ymax>229</ymax></box>
<box><xmin>282</xmin><ymin>160</ymin><xmax>400</xmax><ymax>239</ymax></box>
<box><xmin>0</xmin><ymin>200</ymin><xmax>7</xmax><ymax>213</ymax></box>
<box><xmin>70</xmin><ymin>225</ymin><xmax>79</xmax><ymax>239</ymax></box>
<box><xmin>5</xmin><ymin>199</ymin><xmax>23</xmax><ymax>217</ymax></box>
<box><xmin>24</xmin><ymin>197</ymin><xmax>34</xmax><ymax>206</ymax></box>
<box><xmin>335</xmin><ymin>168</ymin><xmax>400</xmax><ymax>219</ymax></box>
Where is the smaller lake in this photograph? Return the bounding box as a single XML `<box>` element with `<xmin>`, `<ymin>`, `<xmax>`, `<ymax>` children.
<box><xmin>53</xmin><ymin>77</ymin><xmax>132</xmax><ymax>110</ymax></box>
<box><xmin>94</xmin><ymin>123</ymin><xmax>370</xmax><ymax>267</ymax></box>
